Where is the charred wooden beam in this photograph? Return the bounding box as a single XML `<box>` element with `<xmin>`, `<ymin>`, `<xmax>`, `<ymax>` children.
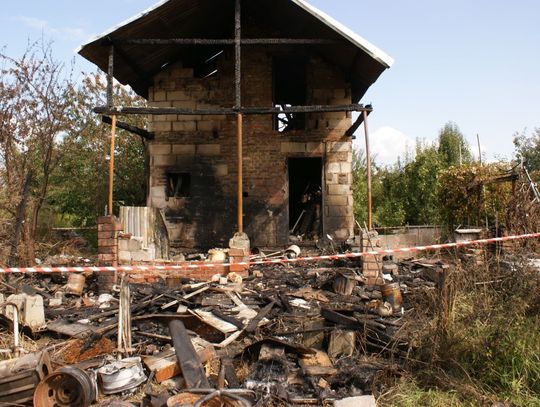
<box><xmin>346</xmin><ymin>104</ymin><xmax>373</xmax><ymax>137</ymax></box>
<box><xmin>101</xmin><ymin>116</ymin><xmax>154</xmax><ymax>140</ymax></box>
<box><xmin>94</xmin><ymin>104</ymin><xmax>371</xmax><ymax>116</ymax></box>
<box><xmin>168</xmin><ymin>320</ymin><xmax>210</xmax><ymax>389</ymax></box>
<box><xmin>234</xmin><ymin>0</ymin><xmax>242</xmax><ymax>109</ymax></box>
<box><xmin>107</xmin><ymin>45</ymin><xmax>114</xmax><ymax>107</ymax></box>
<box><xmin>245</xmin><ymin>301</ymin><xmax>275</xmax><ymax>333</ymax></box>
<box><xmin>119</xmin><ymin>38</ymin><xmax>341</xmax><ymax>46</ymax></box>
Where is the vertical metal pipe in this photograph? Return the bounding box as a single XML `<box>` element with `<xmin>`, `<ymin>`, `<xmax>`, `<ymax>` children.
<box><xmin>237</xmin><ymin>113</ymin><xmax>243</xmax><ymax>233</ymax></box>
<box><xmin>107</xmin><ymin>45</ymin><xmax>114</xmax><ymax>108</ymax></box>
<box><xmin>234</xmin><ymin>0</ymin><xmax>243</xmax><ymax>233</ymax></box>
<box><xmin>108</xmin><ymin>116</ymin><xmax>117</xmax><ymax>215</ymax></box>
<box><xmin>363</xmin><ymin>110</ymin><xmax>372</xmax><ymax>230</ymax></box>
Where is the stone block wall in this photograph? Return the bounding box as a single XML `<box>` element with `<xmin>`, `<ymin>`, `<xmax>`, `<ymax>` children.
<box><xmin>146</xmin><ymin>47</ymin><xmax>355</xmax><ymax>248</ymax></box>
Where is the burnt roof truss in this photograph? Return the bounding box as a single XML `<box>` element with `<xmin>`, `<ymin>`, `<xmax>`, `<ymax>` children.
<box><xmin>99</xmin><ymin>0</ymin><xmax>373</xmax><ymax>122</ymax></box>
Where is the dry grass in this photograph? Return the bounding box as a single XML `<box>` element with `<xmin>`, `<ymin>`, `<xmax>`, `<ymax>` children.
<box><xmin>378</xmin><ymin>250</ymin><xmax>540</xmax><ymax>407</ymax></box>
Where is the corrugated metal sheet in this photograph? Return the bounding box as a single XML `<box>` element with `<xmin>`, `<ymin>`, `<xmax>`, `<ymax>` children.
<box><xmin>119</xmin><ymin>206</ymin><xmax>170</xmax><ymax>259</ymax></box>
<box><xmin>119</xmin><ymin>206</ymin><xmax>154</xmax><ymax>248</ymax></box>
<box><xmin>77</xmin><ymin>0</ymin><xmax>392</xmax><ymax>101</ymax></box>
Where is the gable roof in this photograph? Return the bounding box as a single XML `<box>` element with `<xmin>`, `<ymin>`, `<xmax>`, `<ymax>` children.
<box><xmin>77</xmin><ymin>0</ymin><xmax>393</xmax><ymax>101</ymax></box>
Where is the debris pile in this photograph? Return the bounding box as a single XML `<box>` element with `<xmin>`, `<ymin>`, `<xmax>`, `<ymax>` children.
<box><xmin>0</xmin><ymin>254</ymin><xmax>449</xmax><ymax>406</ymax></box>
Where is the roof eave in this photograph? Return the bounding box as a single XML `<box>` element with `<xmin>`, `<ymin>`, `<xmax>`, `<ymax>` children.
<box><xmin>290</xmin><ymin>0</ymin><xmax>394</xmax><ymax>69</ymax></box>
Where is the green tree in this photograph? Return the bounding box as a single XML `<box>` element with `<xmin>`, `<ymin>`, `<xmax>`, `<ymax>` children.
<box><xmin>48</xmin><ymin>73</ymin><xmax>147</xmax><ymax>227</ymax></box>
<box><xmin>0</xmin><ymin>40</ymin><xmax>73</xmax><ymax>264</ymax></box>
<box><xmin>438</xmin><ymin>122</ymin><xmax>472</xmax><ymax>166</ymax></box>
<box><xmin>403</xmin><ymin>142</ymin><xmax>443</xmax><ymax>224</ymax></box>
<box><xmin>513</xmin><ymin>128</ymin><xmax>540</xmax><ymax>171</ymax></box>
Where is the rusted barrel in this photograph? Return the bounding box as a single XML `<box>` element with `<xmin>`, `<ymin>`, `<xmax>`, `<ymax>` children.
<box><xmin>381</xmin><ymin>282</ymin><xmax>402</xmax><ymax>312</ymax></box>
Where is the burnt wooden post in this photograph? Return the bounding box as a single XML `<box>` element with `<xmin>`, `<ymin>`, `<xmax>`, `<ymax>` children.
<box><xmin>107</xmin><ymin>45</ymin><xmax>114</xmax><ymax>108</ymax></box>
<box><xmin>108</xmin><ymin>115</ymin><xmax>117</xmax><ymax>215</ymax></box>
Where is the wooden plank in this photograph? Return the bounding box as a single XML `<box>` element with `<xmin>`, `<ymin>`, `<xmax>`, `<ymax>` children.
<box><xmin>142</xmin><ymin>341</ymin><xmax>215</xmax><ymax>383</ymax></box>
<box><xmin>46</xmin><ymin>320</ymin><xmax>97</xmax><ymax>339</ymax></box>
<box><xmin>299</xmin><ymin>350</ymin><xmax>337</xmax><ymax>376</ymax></box>
<box><xmin>168</xmin><ymin>320</ymin><xmax>210</xmax><ymax>389</ymax></box>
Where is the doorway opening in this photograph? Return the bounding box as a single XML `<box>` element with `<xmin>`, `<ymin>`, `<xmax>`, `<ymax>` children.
<box><xmin>288</xmin><ymin>157</ymin><xmax>323</xmax><ymax>241</ymax></box>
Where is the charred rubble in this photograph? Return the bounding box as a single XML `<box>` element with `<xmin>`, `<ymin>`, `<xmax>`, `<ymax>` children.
<box><xmin>0</xmin><ymin>251</ymin><xmax>450</xmax><ymax>407</ymax></box>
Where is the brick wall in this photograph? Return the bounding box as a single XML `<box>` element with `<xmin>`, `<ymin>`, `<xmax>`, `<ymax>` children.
<box><xmin>147</xmin><ymin>48</ymin><xmax>354</xmax><ymax>248</ymax></box>
<box><xmin>97</xmin><ymin>215</ymin><xmax>122</xmax><ymax>292</ymax></box>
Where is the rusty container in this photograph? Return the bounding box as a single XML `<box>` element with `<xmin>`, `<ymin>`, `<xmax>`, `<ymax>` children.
<box><xmin>66</xmin><ymin>273</ymin><xmax>86</xmax><ymax>296</ymax></box>
<box><xmin>381</xmin><ymin>283</ymin><xmax>402</xmax><ymax>312</ymax></box>
<box><xmin>333</xmin><ymin>272</ymin><xmax>357</xmax><ymax>296</ymax></box>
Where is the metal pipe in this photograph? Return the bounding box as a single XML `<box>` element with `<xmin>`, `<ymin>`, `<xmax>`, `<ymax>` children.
<box><xmin>237</xmin><ymin>113</ymin><xmax>243</xmax><ymax>233</ymax></box>
<box><xmin>363</xmin><ymin>110</ymin><xmax>372</xmax><ymax>230</ymax></box>
<box><xmin>108</xmin><ymin>115</ymin><xmax>117</xmax><ymax>215</ymax></box>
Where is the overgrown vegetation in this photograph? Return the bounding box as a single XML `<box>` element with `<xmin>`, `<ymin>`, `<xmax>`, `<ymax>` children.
<box><xmin>353</xmin><ymin>121</ymin><xmax>539</xmax><ymax>232</ymax></box>
<box><xmin>0</xmin><ymin>40</ymin><xmax>146</xmax><ymax>265</ymax></box>
<box><xmin>378</xmin><ymin>255</ymin><xmax>540</xmax><ymax>406</ymax></box>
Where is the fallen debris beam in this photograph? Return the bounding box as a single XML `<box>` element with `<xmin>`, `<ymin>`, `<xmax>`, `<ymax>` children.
<box><xmin>245</xmin><ymin>301</ymin><xmax>275</xmax><ymax>333</ymax></box>
<box><xmin>168</xmin><ymin>320</ymin><xmax>210</xmax><ymax>389</ymax></box>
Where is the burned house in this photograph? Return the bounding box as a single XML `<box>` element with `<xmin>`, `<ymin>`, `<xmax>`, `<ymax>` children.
<box><xmin>78</xmin><ymin>0</ymin><xmax>393</xmax><ymax>250</ymax></box>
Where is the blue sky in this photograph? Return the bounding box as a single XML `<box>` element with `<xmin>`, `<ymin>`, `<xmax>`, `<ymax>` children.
<box><xmin>1</xmin><ymin>0</ymin><xmax>539</xmax><ymax>164</ymax></box>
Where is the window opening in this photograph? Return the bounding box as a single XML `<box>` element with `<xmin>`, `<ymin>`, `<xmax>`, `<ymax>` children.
<box><xmin>166</xmin><ymin>172</ymin><xmax>191</xmax><ymax>198</ymax></box>
<box><xmin>273</xmin><ymin>56</ymin><xmax>307</xmax><ymax>132</ymax></box>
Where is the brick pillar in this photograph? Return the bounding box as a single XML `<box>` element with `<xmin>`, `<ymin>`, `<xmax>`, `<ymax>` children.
<box><xmin>361</xmin><ymin>230</ymin><xmax>384</xmax><ymax>286</ymax></box>
<box><xmin>97</xmin><ymin>216</ymin><xmax>123</xmax><ymax>292</ymax></box>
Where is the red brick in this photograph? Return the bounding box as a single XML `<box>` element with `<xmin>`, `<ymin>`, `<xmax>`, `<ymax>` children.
<box><xmin>98</xmin><ymin>231</ymin><xmax>114</xmax><ymax>240</ymax></box>
<box><xmin>98</xmin><ymin>246</ymin><xmax>117</xmax><ymax>255</ymax></box>
<box><xmin>98</xmin><ymin>216</ymin><xmax>115</xmax><ymax>224</ymax></box>
<box><xmin>98</xmin><ymin>238</ymin><xmax>117</xmax><ymax>247</ymax></box>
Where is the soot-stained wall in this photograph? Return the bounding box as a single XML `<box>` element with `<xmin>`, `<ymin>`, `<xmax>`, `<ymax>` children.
<box><xmin>147</xmin><ymin>47</ymin><xmax>354</xmax><ymax>249</ymax></box>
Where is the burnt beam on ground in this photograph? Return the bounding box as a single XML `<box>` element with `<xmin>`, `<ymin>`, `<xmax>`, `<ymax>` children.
<box><xmin>94</xmin><ymin>104</ymin><xmax>371</xmax><ymax>116</ymax></box>
<box><xmin>101</xmin><ymin>116</ymin><xmax>154</xmax><ymax>140</ymax></box>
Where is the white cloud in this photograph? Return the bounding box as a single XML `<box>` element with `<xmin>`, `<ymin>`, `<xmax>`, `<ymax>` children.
<box><xmin>14</xmin><ymin>16</ymin><xmax>90</xmax><ymax>43</ymax></box>
<box><xmin>355</xmin><ymin>126</ymin><xmax>415</xmax><ymax>166</ymax></box>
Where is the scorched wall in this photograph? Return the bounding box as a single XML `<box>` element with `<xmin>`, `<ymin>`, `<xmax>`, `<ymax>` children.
<box><xmin>147</xmin><ymin>48</ymin><xmax>354</xmax><ymax>248</ymax></box>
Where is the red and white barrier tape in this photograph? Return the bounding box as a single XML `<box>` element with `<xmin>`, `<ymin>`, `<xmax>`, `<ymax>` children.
<box><xmin>1</xmin><ymin>232</ymin><xmax>539</xmax><ymax>275</ymax></box>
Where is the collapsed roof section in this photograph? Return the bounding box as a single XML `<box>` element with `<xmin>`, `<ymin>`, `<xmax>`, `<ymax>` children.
<box><xmin>77</xmin><ymin>0</ymin><xmax>393</xmax><ymax>102</ymax></box>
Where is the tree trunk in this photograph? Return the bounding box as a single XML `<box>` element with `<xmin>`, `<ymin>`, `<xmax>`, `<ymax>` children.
<box><xmin>7</xmin><ymin>170</ymin><xmax>33</xmax><ymax>267</ymax></box>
